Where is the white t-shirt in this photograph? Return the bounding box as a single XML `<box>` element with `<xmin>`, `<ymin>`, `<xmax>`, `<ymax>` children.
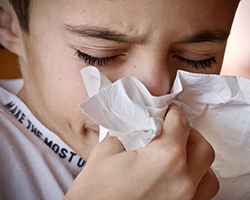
<box><xmin>0</xmin><ymin>82</ymin><xmax>85</xmax><ymax>200</ymax></box>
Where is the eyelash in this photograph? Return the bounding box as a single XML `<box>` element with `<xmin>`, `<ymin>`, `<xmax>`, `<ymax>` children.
<box><xmin>175</xmin><ymin>56</ymin><xmax>216</xmax><ymax>70</ymax></box>
<box><xmin>76</xmin><ymin>50</ymin><xmax>216</xmax><ymax>69</ymax></box>
<box><xmin>75</xmin><ymin>50</ymin><xmax>119</xmax><ymax>67</ymax></box>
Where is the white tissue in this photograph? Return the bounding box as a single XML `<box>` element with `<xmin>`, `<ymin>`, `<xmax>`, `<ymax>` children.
<box><xmin>80</xmin><ymin>67</ymin><xmax>178</xmax><ymax>151</ymax></box>
<box><xmin>79</xmin><ymin>66</ymin><xmax>250</xmax><ymax>199</ymax></box>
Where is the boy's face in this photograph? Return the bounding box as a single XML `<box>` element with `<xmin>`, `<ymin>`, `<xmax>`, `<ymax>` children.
<box><xmin>16</xmin><ymin>0</ymin><xmax>239</xmax><ymax>159</ymax></box>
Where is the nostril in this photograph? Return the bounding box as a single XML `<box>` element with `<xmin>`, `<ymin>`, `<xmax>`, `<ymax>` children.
<box><xmin>142</xmin><ymin>78</ymin><xmax>172</xmax><ymax>97</ymax></box>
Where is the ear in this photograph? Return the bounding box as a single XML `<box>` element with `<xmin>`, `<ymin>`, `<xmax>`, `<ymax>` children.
<box><xmin>0</xmin><ymin>3</ymin><xmax>22</xmax><ymax>56</ymax></box>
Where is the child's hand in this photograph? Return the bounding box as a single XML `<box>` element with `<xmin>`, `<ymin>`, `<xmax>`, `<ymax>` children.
<box><xmin>64</xmin><ymin>104</ymin><xmax>219</xmax><ymax>200</ymax></box>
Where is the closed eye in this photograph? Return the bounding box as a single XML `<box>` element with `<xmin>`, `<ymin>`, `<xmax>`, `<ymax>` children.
<box><xmin>75</xmin><ymin>50</ymin><xmax>121</xmax><ymax>67</ymax></box>
<box><xmin>175</xmin><ymin>55</ymin><xmax>216</xmax><ymax>70</ymax></box>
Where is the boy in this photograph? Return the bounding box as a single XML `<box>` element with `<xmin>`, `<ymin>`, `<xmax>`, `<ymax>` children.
<box><xmin>0</xmin><ymin>0</ymin><xmax>239</xmax><ymax>199</ymax></box>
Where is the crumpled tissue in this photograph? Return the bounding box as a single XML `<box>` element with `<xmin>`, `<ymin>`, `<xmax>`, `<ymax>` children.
<box><xmin>80</xmin><ymin>67</ymin><xmax>177</xmax><ymax>151</ymax></box>
<box><xmin>79</xmin><ymin>66</ymin><xmax>250</xmax><ymax>199</ymax></box>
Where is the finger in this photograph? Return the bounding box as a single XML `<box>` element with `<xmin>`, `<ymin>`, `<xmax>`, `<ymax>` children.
<box><xmin>149</xmin><ymin>103</ymin><xmax>190</xmax><ymax>149</ymax></box>
<box><xmin>91</xmin><ymin>133</ymin><xmax>125</xmax><ymax>159</ymax></box>
<box><xmin>187</xmin><ymin>128</ymin><xmax>215</xmax><ymax>178</ymax></box>
<box><xmin>192</xmin><ymin>168</ymin><xmax>220</xmax><ymax>200</ymax></box>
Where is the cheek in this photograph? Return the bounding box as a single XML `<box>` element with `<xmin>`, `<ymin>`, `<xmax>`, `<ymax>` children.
<box><xmin>42</xmin><ymin>57</ymin><xmax>88</xmax><ymax>113</ymax></box>
<box><xmin>25</xmin><ymin>39</ymin><xmax>89</xmax><ymax>118</ymax></box>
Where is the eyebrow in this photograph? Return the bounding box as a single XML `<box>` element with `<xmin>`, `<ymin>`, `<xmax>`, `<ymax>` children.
<box><xmin>64</xmin><ymin>24</ymin><xmax>229</xmax><ymax>44</ymax></box>
<box><xmin>64</xmin><ymin>24</ymin><xmax>141</xmax><ymax>43</ymax></box>
<box><xmin>176</xmin><ymin>30</ymin><xmax>230</xmax><ymax>44</ymax></box>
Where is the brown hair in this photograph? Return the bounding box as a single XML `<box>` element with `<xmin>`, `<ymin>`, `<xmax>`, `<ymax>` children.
<box><xmin>8</xmin><ymin>0</ymin><xmax>30</xmax><ymax>33</ymax></box>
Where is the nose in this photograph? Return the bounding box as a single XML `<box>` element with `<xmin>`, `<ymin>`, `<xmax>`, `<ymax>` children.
<box><xmin>133</xmin><ymin>66</ymin><xmax>173</xmax><ymax>96</ymax></box>
<box><xmin>123</xmin><ymin>55</ymin><xmax>175</xmax><ymax>97</ymax></box>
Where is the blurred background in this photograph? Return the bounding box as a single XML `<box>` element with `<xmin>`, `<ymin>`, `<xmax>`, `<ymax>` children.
<box><xmin>0</xmin><ymin>1</ymin><xmax>249</xmax><ymax>79</ymax></box>
<box><xmin>221</xmin><ymin>0</ymin><xmax>250</xmax><ymax>78</ymax></box>
<box><xmin>0</xmin><ymin>43</ymin><xmax>20</xmax><ymax>79</ymax></box>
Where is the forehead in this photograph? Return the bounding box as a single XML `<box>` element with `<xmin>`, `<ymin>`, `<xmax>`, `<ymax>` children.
<box><xmin>29</xmin><ymin>0</ymin><xmax>239</xmax><ymax>41</ymax></box>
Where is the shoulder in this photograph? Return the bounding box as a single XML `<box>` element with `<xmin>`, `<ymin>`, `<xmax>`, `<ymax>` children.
<box><xmin>0</xmin><ymin>79</ymin><xmax>23</xmax><ymax>94</ymax></box>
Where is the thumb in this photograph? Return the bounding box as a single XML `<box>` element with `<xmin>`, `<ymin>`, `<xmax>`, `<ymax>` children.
<box><xmin>91</xmin><ymin>133</ymin><xmax>125</xmax><ymax>159</ymax></box>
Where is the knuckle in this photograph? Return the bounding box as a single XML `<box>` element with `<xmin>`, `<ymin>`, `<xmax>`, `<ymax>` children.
<box><xmin>207</xmin><ymin>168</ymin><xmax>220</xmax><ymax>191</ymax></box>
<box><xmin>213</xmin><ymin>176</ymin><xmax>220</xmax><ymax>197</ymax></box>
<box><xmin>172</xmin><ymin>111</ymin><xmax>190</xmax><ymax>132</ymax></box>
<box><xmin>202</xmin><ymin>140</ymin><xmax>216</xmax><ymax>164</ymax></box>
<box><xmin>158</xmin><ymin>145</ymin><xmax>186</xmax><ymax>169</ymax></box>
<box><xmin>170</xmin><ymin>145</ymin><xmax>186</xmax><ymax>163</ymax></box>
<box><xmin>192</xmin><ymin>169</ymin><xmax>220</xmax><ymax>200</ymax></box>
<box><xmin>211</xmin><ymin>174</ymin><xmax>220</xmax><ymax>197</ymax></box>
<box><xmin>178</xmin><ymin>114</ymin><xmax>190</xmax><ymax>130</ymax></box>
<box><xmin>178</xmin><ymin>177</ymin><xmax>198</xmax><ymax>199</ymax></box>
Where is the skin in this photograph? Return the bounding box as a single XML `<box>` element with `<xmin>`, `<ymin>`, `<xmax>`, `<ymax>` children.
<box><xmin>64</xmin><ymin>104</ymin><xmax>219</xmax><ymax>200</ymax></box>
<box><xmin>0</xmin><ymin>0</ymin><xmax>239</xmax><ymax>199</ymax></box>
<box><xmin>0</xmin><ymin>0</ymin><xmax>239</xmax><ymax>160</ymax></box>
